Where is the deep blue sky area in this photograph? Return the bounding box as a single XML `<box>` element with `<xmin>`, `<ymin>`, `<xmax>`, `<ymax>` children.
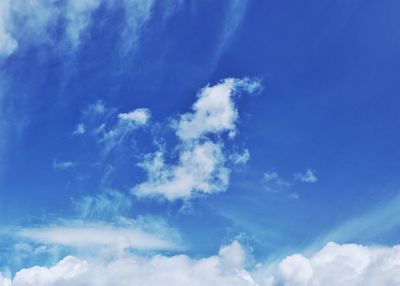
<box><xmin>1</xmin><ymin>0</ymin><xmax>400</xmax><ymax>281</ymax></box>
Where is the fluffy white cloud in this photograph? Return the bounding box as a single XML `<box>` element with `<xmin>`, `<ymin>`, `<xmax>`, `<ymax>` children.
<box><xmin>118</xmin><ymin>108</ymin><xmax>151</xmax><ymax>125</ymax></box>
<box><xmin>4</xmin><ymin>241</ymin><xmax>258</xmax><ymax>286</ymax></box>
<box><xmin>134</xmin><ymin>78</ymin><xmax>260</xmax><ymax>200</ymax></box>
<box><xmin>175</xmin><ymin>78</ymin><xmax>260</xmax><ymax>141</ymax></box>
<box><xmin>0</xmin><ymin>273</ymin><xmax>11</xmax><ymax>286</ymax></box>
<box><xmin>5</xmin><ymin>241</ymin><xmax>400</xmax><ymax>286</ymax></box>
<box><xmin>135</xmin><ymin>141</ymin><xmax>229</xmax><ymax>200</ymax></box>
<box><xmin>294</xmin><ymin>169</ymin><xmax>318</xmax><ymax>183</ymax></box>
<box><xmin>259</xmin><ymin>242</ymin><xmax>400</xmax><ymax>286</ymax></box>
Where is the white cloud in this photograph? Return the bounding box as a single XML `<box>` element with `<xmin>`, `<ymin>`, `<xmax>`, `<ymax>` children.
<box><xmin>52</xmin><ymin>160</ymin><xmax>77</xmax><ymax>170</ymax></box>
<box><xmin>118</xmin><ymin>108</ymin><xmax>151</xmax><ymax>125</ymax></box>
<box><xmin>17</xmin><ymin>221</ymin><xmax>180</xmax><ymax>252</ymax></box>
<box><xmin>0</xmin><ymin>0</ymin><xmax>17</xmax><ymax>57</ymax></box>
<box><xmin>175</xmin><ymin>78</ymin><xmax>260</xmax><ymax>141</ymax></box>
<box><xmin>0</xmin><ymin>0</ymin><xmax>169</xmax><ymax>57</ymax></box>
<box><xmin>78</xmin><ymin>102</ymin><xmax>151</xmax><ymax>157</ymax></box>
<box><xmin>5</xmin><ymin>241</ymin><xmax>400</xmax><ymax>286</ymax></box>
<box><xmin>262</xmin><ymin>171</ymin><xmax>291</xmax><ymax>193</ymax></box>
<box><xmin>75</xmin><ymin>190</ymin><xmax>132</xmax><ymax>220</ymax></box>
<box><xmin>64</xmin><ymin>0</ymin><xmax>102</xmax><ymax>48</ymax></box>
<box><xmin>5</xmin><ymin>241</ymin><xmax>258</xmax><ymax>286</ymax></box>
<box><xmin>73</xmin><ymin>123</ymin><xmax>86</xmax><ymax>135</ymax></box>
<box><xmin>230</xmin><ymin>149</ymin><xmax>250</xmax><ymax>165</ymax></box>
<box><xmin>294</xmin><ymin>169</ymin><xmax>318</xmax><ymax>183</ymax></box>
<box><xmin>135</xmin><ymin>141</ymin><xmax>229</xmax><ymax>200</ymax></box>
<box><xmin>135</xmin><ymin>78</ymin><xmax>260</xmax><ymax>200</ymax></box>
<box><xmin>0</xmin><ymin>273</ymin><xmax>11</xmax><ymax>286</ymax></box>
<box><xmin>119</xmin><ymin>0</ymin><xmax>156</xmax><ymax>54</ymax></box>
<box><xmin>259</xmin><ymin>242</ymin><xmax>400</xmax><ymax>286</ymax></box>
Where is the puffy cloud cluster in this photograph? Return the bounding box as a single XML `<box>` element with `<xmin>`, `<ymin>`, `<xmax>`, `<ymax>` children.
<box><xmin>259</xmin><ymin>242</ymin><xmax>400</xmax><ymax>286</ymax></box>
<box><xmin>3</xmin><ymin>241</ymin><xmax>400</xmax><ymax>285</ymax></box>
<box><xmin>118</xmin><ymin>108</ymin><xmax>151</xmax><ymax>126</ymax></box>
<box><xmin>134</xmin><ymin>78</ymin><xmax>260</xmax><ymax>200</ymax></box>
<box><xmin>2</xmin><ymin>241</ymin><xmax>257</xmax><ymax>286</ymax></box>
<box><xmin>294</xmin><ymin>169</ymin><xmax>318</xmax><ymax>183</ymax></box>
<box><xmin>135</xmin><ymin>141</ymin><xmax>230</xmax><ymax>200</ymax></box>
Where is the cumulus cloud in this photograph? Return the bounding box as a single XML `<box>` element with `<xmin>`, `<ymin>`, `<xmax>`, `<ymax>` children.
<box><xmin>135</xmin><ymin>141</ymin><xmax>229</xmax><ymax>200</ymax></box>
<box><xmin>3</xmin><ymin>241</ymin><xmax>258</xmax><ymax>286</ymax></box>
<box><xmin>260</xmin><ymin>242</ymin><xmax>400</xmax><ymax>286</ymax></box>
<box><xmin>175</xmin><ymin>78</ymin><xmax>259</xmax><ymax>141</ymax></box>
<box><xmin>134</xmin><ymin>78</ymin><xmax>261</xmax><ymax>200</ymax></box>
<box><xmin>4</xmin><ymin>241</ymin><xmax>400</xmax><ymax>285</ymax></box>
<box><xmin>118</xmin><ymin>108</ymin><xmax>151</xmax><ymax>125</ymax></box>
<box><xmin>294</xmin><ymin>169</ymin><xmax>318</xmax><ymax>183</ymax></box>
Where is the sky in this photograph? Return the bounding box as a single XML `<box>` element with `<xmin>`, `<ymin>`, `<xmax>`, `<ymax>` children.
<box><xmin>0</xmin><ymin>0</ymin><xmax>400</xmax><ymax>285</ymax></box>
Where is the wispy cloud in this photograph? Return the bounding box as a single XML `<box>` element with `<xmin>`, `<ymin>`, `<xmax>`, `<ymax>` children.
<box><xmin>294</xmin><ymin>169</ymin><xmax>318</xmax><ymax>183</ymax></box>
<box><xmin>18</xmin><ymin>222</ymin><xmax>179</xmax><ymax>252</ymax></box>
<box><xmin>0</xmin><ymin>0</ymin><xmax>180</xmax><ymax>58</ymax></box>
<box><xmin>52</xmin><ymin>160</ymin><xmax>77</xmax><ymax>170</ymax></box>
<box><xmin>262</xmin><ymin>171</ymin><xmax>291</xmax><ymax>193</ymax></box>
<box><xmin>262</xmin><ymin>168</ymin><xmax>318</xmax><ymax>196</ymax></box>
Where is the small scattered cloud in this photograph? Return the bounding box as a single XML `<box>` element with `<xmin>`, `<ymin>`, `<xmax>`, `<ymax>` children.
<box><xmin>262</xmin><ymin>171</ymin><xmax>291</xmax><ymax>193</ymax></box>
<box><xmin>175</xmin><ymin>78</ymin><xmax>260</xmax><ymax>141</ymax></box>
<box><xmin>294</xmin><ymin>169</ymin><xmax>318</xmax><ymax>183</ymax></box>
<box><xmin>262</xmin><ymin>168</ymin><xmax>318</xmax><ymax>196</ymax></box>
<box><xmin>52</xmin><ymin>160</ymin><xmax>77</xmax><ymax>170</ymax></box>
<box><xmin>77</xmin><ymin>102</ymin><xmax>151</xmax><ymax>158</ymax></box>
<box><xmin>230</xmin><ymin>149</ymin><xmax>250</xmax><ymax>165</ymax></box>
<box><xmin>73</xmin><ymin>123</ymin><xmax>86</xmax><ymax>135</ymax></box>
<box><xmin>118</xmin><ymin>108</ymin><xmax>150</xmax><ymax>125</ymax></box>
<box><xmin>0</xmin><ymin>0</ymin><xmax>172</xmax><ymax>58</ymax></box>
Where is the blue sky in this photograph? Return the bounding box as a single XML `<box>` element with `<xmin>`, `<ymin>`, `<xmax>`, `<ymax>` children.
<box><xmin>1</xmin><ymin>0</ymin><xmax>400</xmax><ymax>285</ymax></box>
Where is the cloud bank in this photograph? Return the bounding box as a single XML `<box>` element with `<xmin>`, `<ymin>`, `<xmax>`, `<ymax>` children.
<box><xmin>2</xmin><ymin>241</ymin><xmax>400</xmax><ymax>285</ymax></box>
